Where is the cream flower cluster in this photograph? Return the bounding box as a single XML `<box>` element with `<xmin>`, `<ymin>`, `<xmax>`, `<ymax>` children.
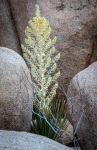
<box><xmin>21</xmin><ymin>5</ymin><xmax>60</xmax><ymax>114</ymax></box>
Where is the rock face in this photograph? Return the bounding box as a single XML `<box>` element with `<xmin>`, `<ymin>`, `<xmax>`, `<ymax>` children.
<box><xmin>1</xmin><ymin>0</ymin><xmax>97</xmax><ymax>91</ymax></box>
<box><xmin>67</xmin><ymin>62</ymin><xmax>97</xmax><ymax>150</ymax></box>
<box><xmin>0</xmin><ymin>0</ymin><xmax>21</xmax><ymax>54</ymax></box>
<box><xmin>7</xmin><ymin>0</ymin><xmax>36</xmax><ymax>45</ymax></box>
<box><xmin>0</xmin><ymin>47</ymin><xmax>33</xmax><ymax>131</ymax></box>
<box><xmin>0</xmin><ymin>0</ymin><xmax>36</xmax><ymax>54</ymax></box>
<box><xmin>37</xmin><ymin>0</ymin><xmax>97</xmax><ymax>90</ymax></box>
<box><xmin>0</xmin><ymin>130</ymin><xmax>73</xmax><ymax>150</ymax></box>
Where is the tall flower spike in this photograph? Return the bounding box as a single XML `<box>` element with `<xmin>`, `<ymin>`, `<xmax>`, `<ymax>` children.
<box><xmin>35</xmin><ymin>5</ymin><xmax>41</xmax><ymax>17</ymax></box>
<box><xmin>21</xmin><ymin>5</ymin><xmax>60</xmax><ymax>115</ymax></box>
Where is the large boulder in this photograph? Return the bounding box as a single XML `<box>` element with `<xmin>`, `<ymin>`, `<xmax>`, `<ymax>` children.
<box><xmin>0</xmin><ymin>0</ymin><xmax>21</xmax><ymax>54</ymax></box>
<box><xmin>37</xmin><ymin>0</ymin><xmax>97</xmax><ymax>90</ymax></box>
<box><xmin>0</xmin><ymin>47</ymin><xmax>33</xmax><ymax>131</ymax></box>
<box><xmin>1</xmin><ymin>1</ymin><xmax>97</xmax><ymax>92</ymax></box>
<box><xmin>0</xmin><ymin>130</ymin><xmax>73</xmax><ymax>150</ymax></box>
<box><xmin>7</xmin><ymin>0</ymin><xmax>36</xmax><ymax>45</ymax></box>
<box><xmin>0</xmin><ymin>0</ymin><xmax>35</xmax><ymax>53</ymax></box>
<box><xmin>67</xmin><ymin>62</ymin><xmax>97</xmax><ymax>150</ymax></box>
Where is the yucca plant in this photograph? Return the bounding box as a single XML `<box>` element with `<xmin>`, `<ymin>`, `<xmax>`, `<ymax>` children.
<box><xmin>21</xmin><ymin>4</ymin><xmax>73</xmax><ymax>145</ymax></box>
<box><xmin>30</xmin><ymin>92</ymin><xmax>73</xmax><ymax>144</ymax></box>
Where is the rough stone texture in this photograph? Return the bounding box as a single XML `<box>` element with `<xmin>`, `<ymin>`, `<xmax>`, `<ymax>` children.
<box><xmin>8</xmin><ymin>0</ymin><xmax>36</xmax><ymax>45</ymax></box>
<box><xmin>0</xmin><ymin>47</ymin><xmax>33</xmax><ymax>131</ymax></box>
<box><xmin>0</xmin><ymin>0</ymin><xmax>21</xmax><ymax>54</ymax></box>
<box><xmin>0</xmin><ymin>0</ymin><xmax>36</xmax><ymax>54</ymax></box>
<box><xmin>36</xmin><ymin>0</ymin><xmax>97</xmax><ymax>91</ymax></box>
<box><xmin>1</xmin><ymin>0</ymin><xmax>97</xmax><ymax>91</ymax></box>
<box><xmin>67</xmin><ymin>62</ymin><xmax>97</xmax><ymax>150</ymax></box>
<box><xmin>0</xmin><ymin>130</ymin><xmax>73</xmax><ymax>150</ymax></box>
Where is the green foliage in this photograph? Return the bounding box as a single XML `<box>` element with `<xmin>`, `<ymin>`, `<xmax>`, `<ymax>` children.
<box><xmin>21</xmin><ymin>5</ymin><xmax>60</xmax><ymax>115</ymax></box>
<box><xmin>21</xmin><ymin>5</ymin><xmax>71</xmax><ymax>145</ymax></box>
<box><xmin>31</xmin><ymin>96</ymin><xmax>69</xmax><ymax>143</ymax></box>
